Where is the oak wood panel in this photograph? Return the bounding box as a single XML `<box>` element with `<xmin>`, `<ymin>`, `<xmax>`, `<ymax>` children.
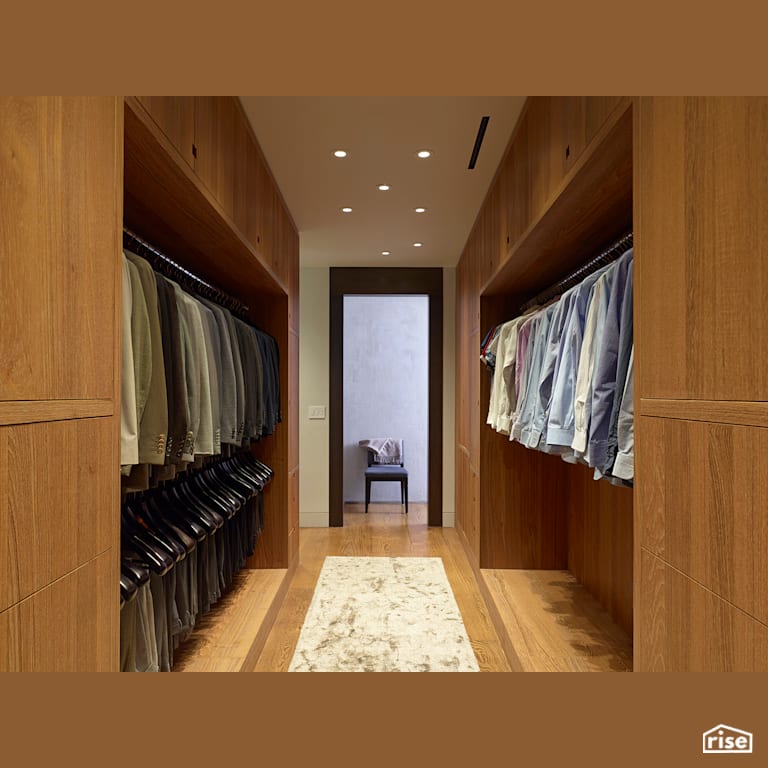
<box><xmin>635</xmin><ymin>96</ymin><xmax>768</xmax><ymax>401</ymax></box>
<box><xmin>171</xmin><ymin>568</ymin><xmax>290</xmax><ymax>672</ymax></box>
<box><xmin>253</xmin><ymin>504</ymin><xmax>510</xmax><ymax>672</ymax></box>
<box><xmin>505</xmin><ymin>107</ymin><xmax>531</xmax><ymax>249</ymax></box>
<box><xmin>584</xmin><ymin>97</ymin><xmax>626</xmax><ymax>148</ymax></box>
<box><xmin>479</xmin><ymin>431</ymin><xmax>569</xmax><ymax>569</ymax></box>
<box><xmin>482</xmin><ymin>100</ymin><xmax>633</xmax><ymax>296</ymax></box>
<box><xmin>566</xmin><ymin>463</ymin><xmax>634</xmax><ymax>636</ymax></box>
<box><xmin>637</xmin><ymin>416</ymin><xmax>768</xmax><ymax>625</ymax></box>
<box><xmin>640</xmin><ymin>398</ymin><xmax>768</xmax><ymax>427</ymax></box>
<box><xmin>0</xmin><ymin>399</ymin><xmax>113</xmax><ymax>426</ymax></box>
<box><xmin>0</xmin><ymin>417</ymin><xmax>114</xmax><ymax>612</ymax></box>
<box><xmin>636</xmin><ymin>548</ymin><xmax>768</xmax><ymax>672</ymax></box>
<box><xmin>194</xmin><ymin>96</ymin><xmax>238</xmax><ymax>220</ymax></box>
<box><xmin>528</xmin><ymin>97</ymin><xmax>568</xmax><ymax>223</ymax></box>
<box><xmin>482</xmin><ymin>569</ymin><xmax>632</xmax><ymax>672</ymax></box>
<box><xmin>0</xmin><ymin>96</ymin><xmax>119</xmax><ymax>401</ymax></box>
<box><xmin>136</xmin><ymin>97</ymin><xmax>195</xmax><ymax>168</ymax></box>
<box><xmin>123</xmin><ymin>98</ymin><xmax>286</xmax><ymax>299</ymax></box>
<box><xmin>0</xmin><ymin>551</ymin><xmax>116</xmax><ymax>672</ymax></box>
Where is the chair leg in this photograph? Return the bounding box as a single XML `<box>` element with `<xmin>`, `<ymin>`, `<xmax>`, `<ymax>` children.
<box><xmin>401</xmin><ymin>481</ymin><xmax>404</xmax><ymax>506</ymax></box>
<box><xmin>404</xmin><ymin>478</ymin><xmax>408</xmax><ymax>515</ymax></box>
<box><xmin>365</xmin><ymin>478</ymin><xmax>370</xmax><ymax>514</ymax></box>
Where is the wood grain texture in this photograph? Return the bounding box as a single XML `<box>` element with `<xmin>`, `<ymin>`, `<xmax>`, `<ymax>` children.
<box><xmin>636</xmin><ymin>416</ymin><xmax>768</xmax><ymax>626</ymax></box>
<box><xmin>479</xmin><ymin>430</ymin><xmax>569</xmax><ymax>570</ymax></box>
<box><xmin>123</xmin><ymin>97</ymin><xmax>286</xmax><ymax>299</ymax></box>
<box><xmin>482</xmin><ymin>99</ymin><xmax>633</xmax><ymax>296</ymax></box>
<box><xmin>481</xmin><ymin>569</ymin><xmax>633</xmax><ymax>672</ymax></box>
<box><xmin>136</xmin><ymin>97</ymin><xmax>195</xmax><ymax>168</ymax></box>
<box><xmin>0</xmin><ymin>418</ymin><xmax>115</xmax><ymax>612</ymax></box>
<box><xmin>640</xmin><ymin>398</ymin><xmax>768</xmax><ymax>428</ymax></box>
<box><xmin>635</xmin><ymin>96</ymin><xmax>768</xmax><ymax>401</ymax></box>
<box><xmin>171</xmin><ymin>568</ymin><xmax>290</xmax><ymax>672</ymax></box>
<box><xmin>566</xmin><ymin>464</ymin><xmax>634</xmax><ymax>636</ymax></box>
<box><xmin>253</xmin><ymin>504</ymin><xmax>510</xmax><ymax>672</ymax></box>
<box><xmin>0</xmin><ymin>97</ymin><xmax>119</xmax><ymax>401</ymax></box>
<box><xmin>636</xmin><ymin>548</ymin><xmax>768</xmax><ymax>672</ymax></box>
<box><xmin>0</xmin><ymin>551</ymin><xmax>116</xmax><ymax>672</ymax></box>
<box><xmin>0</xmin><ymin>399</ymin><xmax>113</xmax><ymax>426</ymax></box>
<box><xmin>193</xmin><ymin>96</ymin><xmax>238</xmax><ymax>220</ymax></box>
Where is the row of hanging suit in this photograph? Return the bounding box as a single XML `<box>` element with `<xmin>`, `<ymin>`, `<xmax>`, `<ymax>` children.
<box><xmin>119</xmin><ymin>247</ymin><xmax>281</xmax><ymax>671</ymax></box>
<box><xmin>121</xmin><ymin>248</ymin><xmax>280</xmax><ymax>490</ymax></box>
<box><xmin>482</xmin><ymin>245</ymin><xmax>634</xmax><ymax>484</ymax></box>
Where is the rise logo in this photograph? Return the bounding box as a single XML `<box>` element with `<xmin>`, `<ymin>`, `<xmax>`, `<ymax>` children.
<box><xmin>702</xmin><ymin>725</ymin><xmax>753</xmax><ymax>754</ymax></box>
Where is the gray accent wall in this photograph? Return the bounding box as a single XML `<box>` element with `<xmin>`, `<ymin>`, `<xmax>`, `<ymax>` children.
<box><xmin>343</xmin><ymin>295</ymin><xmax>429</xmax><ymax>503</ymax></box>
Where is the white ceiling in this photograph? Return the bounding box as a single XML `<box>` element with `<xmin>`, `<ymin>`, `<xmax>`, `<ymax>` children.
<box><xmin>239</xmin><ymin>97</ymin><xmax>526</xmax><ymax>268</ymax></box>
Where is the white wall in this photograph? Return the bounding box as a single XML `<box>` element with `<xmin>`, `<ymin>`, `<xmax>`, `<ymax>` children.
<box><xmin>343</xmin><ymin>295</ymin><xmax>429</xmax><ymax>503</ymax></box>
<box><xmin>298</xmin><ymin>267</ymin><xmax>330</xmax><ymax>527</ymax></box>
<box><xmin>298</xmin><ymin>266</ymin><xmax>456</xmax><ymax>526</ymax></box>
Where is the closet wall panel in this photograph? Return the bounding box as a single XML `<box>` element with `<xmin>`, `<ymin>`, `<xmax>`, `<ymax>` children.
<box><xmin>0</xmin><ymin>96</ymin><xmax>121</xmax><ymax>671</ymax></box>
<box><xmin>0</xmin><ymin>96</ymin><xmax>118</xmax><ymax>402</ymax></box>
<box><xmin>636</xmin><ymin>96</ymin><xmax>768</xmax><ymax>402</ymax></box>
<box><xmin>136</xmin><ymin>96</ymin><xmax>195</xmax><ymax>168</ymax></box>
<box><xmin>0</xmin><ymin>551</ymin><xmax>115</xmax><ymax>672</ymax></box>
<box><xmin>637</xmin><ymin>549</ymin><xmax>768</xmax><ymax>672</ymax></box>
<box><xmin>637</xmin><ymin>416</ymin><xmax>768</xmax><ymax>626</ymax></box>
<box><xmin>0</xmin><ymin>418</ymin><xmax>114</xmax><ymax>613</ymax></box>
<box><xmin>634</xmin><ymin>97</ymin><xmax>768</xmax><ymax>670</ymax></box>
<box><xmin>193</xmin><ymin>96</ymin><xmax>238</xmax><ymax>220</ymax></box>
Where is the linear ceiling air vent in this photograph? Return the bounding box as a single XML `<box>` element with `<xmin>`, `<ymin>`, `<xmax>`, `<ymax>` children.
<box><xmin>468</xmin><ymin>116</ymin><xmax>490</xmax><ymax>169</ymax></box>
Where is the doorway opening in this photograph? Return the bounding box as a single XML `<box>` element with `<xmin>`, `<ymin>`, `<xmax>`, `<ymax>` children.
<box><xmin>343</xmin><ymin>295</ymin><xmax>429</xmax><ymax>523</ymax></box>
<box><xmin>329</xmin><ymin>268</ymin><xmax>443</xmax><ymax>527</ymax></box>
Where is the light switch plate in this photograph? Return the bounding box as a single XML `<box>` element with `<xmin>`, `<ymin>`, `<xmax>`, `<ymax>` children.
<box><xmin>308</xmin><ymin>405</ymin><xmax>326</xmax><ymax>420</ymax></box>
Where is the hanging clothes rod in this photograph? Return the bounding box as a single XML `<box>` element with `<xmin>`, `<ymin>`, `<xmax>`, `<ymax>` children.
<box><xmin>519</xmin><ymin>231</ymin><xmax>633</xmax><ymax>313</ymax></box>
<box><xmin>122</xmin><ymin>227</ymin><xmax>250</xmax><ymax>318</ymax></box>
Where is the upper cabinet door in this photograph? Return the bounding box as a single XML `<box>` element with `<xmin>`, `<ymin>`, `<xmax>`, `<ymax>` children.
<box><xmin>0</xmin><ymin>97</ymin><xmax>119</xmax><ymax>401</ymax></box>
<box><xmin>194</xmin><ymin>97</ymin><xmax>238</xmax><ymax>221</ymax></box>
<box><xmin>136</xmin><ymin>97</ymin><xmax>195</xmax><ymax>168</ymax></box>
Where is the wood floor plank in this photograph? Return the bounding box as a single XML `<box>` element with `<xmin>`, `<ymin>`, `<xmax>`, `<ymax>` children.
<box><xmin>172</xmin><ymin>568</ymin><xmax>288</xmax><ymax>672</ymax></box>
<box><xmin>481</xmin><ymin>569</ymin><xmax>633</xmax><ymax>672</ymax></box>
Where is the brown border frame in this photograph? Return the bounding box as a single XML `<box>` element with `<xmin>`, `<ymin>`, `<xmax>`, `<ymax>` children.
<box><xmin>329</xmin><ymin>267</ymin><xmax>443</xmax><ymax>527</ymax></box>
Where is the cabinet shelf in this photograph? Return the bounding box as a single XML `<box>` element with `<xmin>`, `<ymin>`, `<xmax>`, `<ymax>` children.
<box><xmin>482</xmin><ymin>100</ymin><xmax>633</xmax><ymax>298</ymax></box>
<box><xmin>123</xmin><ymin>97</ymin><xmax>287</xmax><ymax>301</ymax></box>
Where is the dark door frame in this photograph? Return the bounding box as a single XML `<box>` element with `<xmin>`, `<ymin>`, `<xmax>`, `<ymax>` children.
<box><xmin>329</xmin><ymin>267</ymin><xmax>443</xmax><ymax>527</ymax></box>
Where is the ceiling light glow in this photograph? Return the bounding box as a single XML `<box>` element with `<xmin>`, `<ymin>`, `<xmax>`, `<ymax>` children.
<box><xmin>333</xmin><ymin>150</ymin><xmax>348</xmax><ymax>158</ymax></box>
<box><xmin>377</xmin><ymin>184</ymin><xmax>390</xmax><ymax>191</ymax></box>
<box><xmin>416</xmin><ymin>150</ymin><xmax>432</xmax><ymax>158</ymax></box>
<box><xmin>413</xmin><ymin>242</ymin><xmax>423</xmax><ymax>247</ymax></box>
<box><xmin>381</xmin><ymin>251</ymin><xmax>391</xmax><ymax>256</ymax></box>
<box><xmin>341</xmin><ymin>207</ymin><xmax>353</xmax><ymax>213</ymax></box>
<box><xmin>414</xmin><ymin>207</ymin><xmax>426</xmax><ymax>213</ymax></box>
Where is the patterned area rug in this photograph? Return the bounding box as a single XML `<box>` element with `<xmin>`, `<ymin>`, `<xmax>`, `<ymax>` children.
<box><xmin>288</xmin><ymin>556</ymin><xmax>480</xmax><ymax>672</ymax></box>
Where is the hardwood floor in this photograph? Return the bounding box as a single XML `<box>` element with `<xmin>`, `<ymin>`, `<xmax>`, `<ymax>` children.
<box><xmin>171</xmin><ymin>502</ymin><xmax>633</xmax><ymax>672</ymax></box>
<box><xmin>251</xmin><ymin>503</ymin><xmax>512</xmax><ymax>672</ymax></box>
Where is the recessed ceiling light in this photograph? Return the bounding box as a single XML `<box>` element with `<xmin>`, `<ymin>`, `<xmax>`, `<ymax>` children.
<box><xmin>377</xmin><ymin>184</ymin><xmax>390</xmax><ymax>191</ymax></box>
<box><xmin>333</xmin><ymin>150</ymin><xmax>348</xmax><ymax>158</ymax></box>
<box><xmin>381</xmin><ymin>251</ymin><xmax>391</xmax><ymax>256</ymax></box>
<box><xmin>414</xmin><ymin>207</ymin><xmax>426</xmax><ymax>213</ymax></box>
<box><xmin>416</xmin><ymin>150</ymin><xmax>432</xmax><ymax>159</ymax></box>
<box><xmin>413</xmin><ymin>242</ymin><xmax>423</xmax><ymax>247</ymax></box>
<box><xmin>341</xmin><ymin>207</ymin><xmax>353</xmax><ymax>213</ymax></box>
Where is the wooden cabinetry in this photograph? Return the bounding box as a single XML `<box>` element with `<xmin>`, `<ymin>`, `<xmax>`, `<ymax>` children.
<box><xmin>456</xmin><ymin>96</ymin><xmax>635</xmax><ymax>664</ymax></box>
<box><xmin>136</xmin><ymin>96</ymin><xmax>195</xmax><ymax>168</ymax></box>
<box><xmin>0</xmin><ymin>97</ymin><xmax>122</xmax><ymax>672</ymax></box>
<box><xmin>634</xmin><ymin>96</ymin><xmax>768</xmax><ymax>671</ymax></box>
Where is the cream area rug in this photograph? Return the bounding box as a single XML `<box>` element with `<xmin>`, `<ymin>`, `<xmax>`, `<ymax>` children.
<box><xmin>288</xmin><ymin>556</ymin><xmax>480</xmax><ymax>672</ymax></box>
